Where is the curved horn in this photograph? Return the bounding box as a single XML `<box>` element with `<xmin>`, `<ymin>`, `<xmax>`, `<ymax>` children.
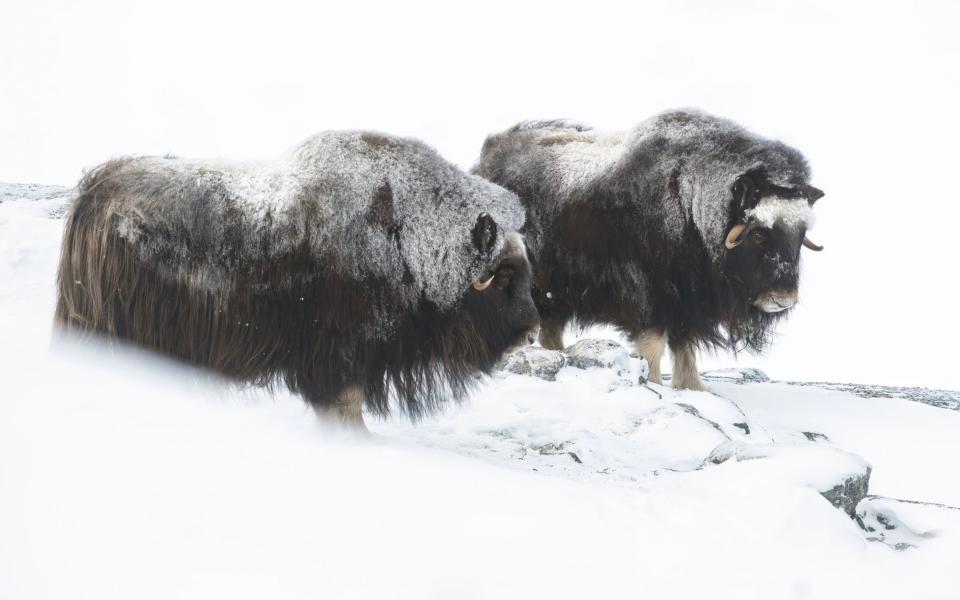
<box><xmin>802</xmin><ymin>237</ymin><xmax>824</xmax><ymax>252</ymax></box>
<box><xmin>724</xmin><ymin>223</ymin><xmax>748</xmax><ymax>249</ymax></box>
<box><xmin>472</xmin><ymin>275</ymin><xmax>495</xmax><ymax>291</ymax></box>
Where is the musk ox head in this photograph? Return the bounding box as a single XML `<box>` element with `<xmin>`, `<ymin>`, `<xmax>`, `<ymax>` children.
<box><xmin>459</xmin><ymin>212</ymin><xmax>540</xmax><ymax>357</ymax></box>
<box><xmin>721</xmin><ymin>170</ymin><xmax>824</xmax><ymax>317</ymax></box>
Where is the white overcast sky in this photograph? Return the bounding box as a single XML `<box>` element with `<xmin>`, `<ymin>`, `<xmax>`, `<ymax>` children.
<box><xmin>1</xmin><ymin>0</ymin><xmax>959</xmax><ymax>389</ymax></box>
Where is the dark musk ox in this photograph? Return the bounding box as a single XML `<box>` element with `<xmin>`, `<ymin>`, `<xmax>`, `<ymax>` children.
<box><xmin>473</xmin><ymin>109</ymin><xmax>824</xmax><ymax>391</ymax></box>
<box><xmin>55</xmin><ymin>131</ymin><xmax>540</xmax><ymax>428</ymax></box>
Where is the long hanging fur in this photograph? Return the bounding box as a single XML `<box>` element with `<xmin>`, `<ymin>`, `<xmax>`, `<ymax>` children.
<box><xmin>55</xmin><ymin>132</ymin><xmax>538</xmax><ymax>418</ymax></box>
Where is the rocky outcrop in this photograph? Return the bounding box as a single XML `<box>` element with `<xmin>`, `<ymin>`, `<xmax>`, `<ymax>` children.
<box><xmin>705</xmin><ymin>441</ymin><xmax>872</xmax><ymax>517</ymax></box>
<box><xmin>856</xmin><ymin>496</ymin><xmax>960</xmax><ymax>550</ymax></box>
<box><xmin>496</xmin><ymin>347</ymin><xmax>566</xmax><ymax>381</ymax></box>
<box><xmin>701</xmin><ymin>368</ymin><xmax>771</xmax><ymax>384</ymax></box>
<box><xmin>563</xmin><ymin>339</ymin><xmax>632</xmax><ymax>375</ymax></box>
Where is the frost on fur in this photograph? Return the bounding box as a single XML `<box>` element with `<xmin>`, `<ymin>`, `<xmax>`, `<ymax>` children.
<box><xmin>108</xmin><ymin>132</ymin><xmax>526</xmax><ymax>310</ymax></box>
<box><xmin>746</xmin><ymin>196</ymin><xmax>816</xmax><ymax>229</ymax></box>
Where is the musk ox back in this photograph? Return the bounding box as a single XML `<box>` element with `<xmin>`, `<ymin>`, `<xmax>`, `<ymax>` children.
<box><xmin>56</xmin><ymin>131</ymin><xmax>540</xmax><ymax>427</ymax></box>
<box><xmin>473</xmin><ymin>110</ymin><xmax>824</xmax><ymax>391</ymax></box>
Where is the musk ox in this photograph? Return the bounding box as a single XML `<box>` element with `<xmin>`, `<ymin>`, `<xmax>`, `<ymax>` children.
<box><xmin>55</xmin><ymin>131</ymin><xmax>540</xmax><ymax>428</ymax></box>
<box><xmin>473</xmin><ymin>109</ymin><xmax>823</xmax><ymax>391</ymax></box>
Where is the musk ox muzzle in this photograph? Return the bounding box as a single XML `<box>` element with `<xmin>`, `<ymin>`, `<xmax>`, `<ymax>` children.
<box><xmin>753</xmin><ymin>289</ymin><xmax>798</xmax><ymax>313</ymax></box>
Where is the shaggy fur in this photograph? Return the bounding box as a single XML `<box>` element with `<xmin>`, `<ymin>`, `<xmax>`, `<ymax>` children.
<box><xmin>473</xmin><ymin>109</ymin><xmax>823</xmax><ymax>389</ymax></box>
<box><xmin>55</xmin><ymin>131</ymin><xmax>540</xmax><ymax>421</ymax></box>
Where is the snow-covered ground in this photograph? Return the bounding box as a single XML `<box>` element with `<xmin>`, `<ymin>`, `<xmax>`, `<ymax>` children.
<box><xmin>2</xmin><ymin>184</ymin><xmax>959</xmax><ymax>599</ymax></box>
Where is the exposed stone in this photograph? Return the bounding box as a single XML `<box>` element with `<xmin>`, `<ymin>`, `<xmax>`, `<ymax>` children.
<box><xmin>564</xmin><ymin>339</ymin><xmax>631</xmax><ymax>375</ymax></box>
<box><xmin>676</xmin><ymin>403</ymin><xmax>730</xmax><ymax>439</ymax></box>
<box><xmin>856</xmin><ymin>496</ymin><xmax>960</xmax><ymax>550</ymax></box>
<box><xmin>496</xmin><ymin>347</ymin><xmax>566</xmax><ymax>381</ymax></box>
<box><xmin>530</xmin><ymin>441</ymin><xmax>582</xmax><ymax>463</ymax></box>
<box><xmin>784</xmin><ymin>381</ymin><xmax>960</xmax><ymax>412</ymax></box>
<box><xmin>701</xmin><ymin>368</ymin><xmax>771</xmax><ymax>384</ymax></box>
<box><xmin>822</xmin><ymin>469</ymin><xmax>872</xmax><ymax>517</ymax></box>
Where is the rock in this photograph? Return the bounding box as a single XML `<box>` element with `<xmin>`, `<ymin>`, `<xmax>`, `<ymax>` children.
<box><xmin>676</xmin><ymin>403</ymin><xmax>729</xmax><ymax>439</ymax></box>
<box><xmin>636</xmin><ymin>357</ymin><xmax>650</xmax><ymax>384</ymax></box>
<box><xmin>802</xmin><ymin>431</ymin><xmax>830</xmax><ymax>443</ymax></box>
<box><xmin>673</xmin><ymin>394</ymin><xmax>770</xmax><ymax>443</ymax></box>
<box><xmin>497</xmin><ymin>347</ymin><xmax>566</xmax><ymax>381</ymax></box>
<box><xmin>822</xmin><ymin>471</ymin><xmax>872</xmax><ymax>518</ymax></box>
<box><xmin>700</xmin><ymin>368</ymin><xmax>771</xmax><ymax>384</ymax></box>
<box><xmin>704</xmin><ymin>442</ymin><xmax>872</xmax><ymax>517</ymax></box>
<box><xmin>785</xmin><ymin>381</ymin><xmax>960</xmax><ymax>412</ymax></box>
<box><xmin>564</xmin><ymin>339</ymin><xmax>631</xmax><ymax>375</ymax></box>
<box><xmin>530</xmin><ymin>442</ymin><xmax>583</xmax><ymax>464</ymax></box>
<box><xmin>857</xmin><ymin>496</ymin><xmax>960</xmax><ymax>550</ymax></box>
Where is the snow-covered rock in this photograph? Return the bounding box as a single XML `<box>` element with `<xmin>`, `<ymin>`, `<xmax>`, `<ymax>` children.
<box><xmin>705</xmin><ymin>441</ymin><xmax>872</xmax><ymax>517</ymax></box>
<box><xmin>564</xmin><ymin>338</ymin><xmax>632</xmax><ymax>375</ymax></box>
<box><xmin>496</xmin><ymin>346</ymin><xmax>566</xmax><ymax>381</ymax></box>
<box><xmin>857</xmin><ymin>496</ymin><xmax>960</xmax><ymax>551</ymax></box>
<box><xmin>701</xmin><ymin>367</ymin><xmax>771</xmax><ymax>383</ymax></box>
<box><xmin>0</xmin><ymin>182</ymin><xmax>71</xmax><ymax>204</ymax></box>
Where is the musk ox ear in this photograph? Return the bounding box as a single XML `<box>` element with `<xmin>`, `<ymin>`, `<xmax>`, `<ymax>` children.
<box><xmin>803</xmin><ymin>185</ymin><xmax>825</xmax><ymax>205</ymax></box>
<box><xmin>472</xmin><ymin>212</ymin><xmax>499</xmax><ymax>254</ymax></box>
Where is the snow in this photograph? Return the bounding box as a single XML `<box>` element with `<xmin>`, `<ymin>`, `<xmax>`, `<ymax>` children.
<box><xmin>2</xmin><ymin>186</ymin><xmax>960</xmax><ymax>599</ymax></box>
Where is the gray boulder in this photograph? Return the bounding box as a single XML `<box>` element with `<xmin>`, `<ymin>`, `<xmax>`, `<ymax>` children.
<box><xmin>497</xmin><ymin>347</ymin><xmax>566</xmax><ymax>381</ymax></box>
<box><xmin>564</xmin><ymin>339</ymin><xmax>631</xmax><ymax>375</ymax></box>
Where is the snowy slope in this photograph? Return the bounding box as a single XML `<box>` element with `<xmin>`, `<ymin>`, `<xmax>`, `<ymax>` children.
<box><xmin>1</xmin><ymin>184</ymin><xmax>959</xmax><ymax>600</ymax></box>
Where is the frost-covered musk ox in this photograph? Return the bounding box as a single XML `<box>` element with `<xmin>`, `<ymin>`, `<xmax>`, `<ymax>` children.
<box><xmin>473</xmin><ymin>110</ymin><xmax>823</xmax><ymax>390</ymax></box>
<box><xmin>55</xmin><ymin>131</ymin><xmax>540</xmax><ymax>427</ymax></box>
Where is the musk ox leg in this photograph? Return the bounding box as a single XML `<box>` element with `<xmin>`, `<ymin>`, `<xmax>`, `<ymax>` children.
<box><xmin>313</xmin><ymin>385</ymin><xmax>368</xmax><ymax>432</ymax></box>
<box><xmin>670</xmin><ymin>343</ymin><xmax>707</xmax><ymax>391</ymax></box>
<box><xmin>634</xmin><ymin>330</ymin><xmax>667</xmax><ymax>385</ymax></box>
<box><xmin>538</xmin><ymin>319</ymin><xmax>566</xmax><ymax>350</ymax></box>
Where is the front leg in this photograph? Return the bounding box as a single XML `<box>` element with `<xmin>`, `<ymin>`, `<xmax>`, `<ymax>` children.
<box><xmin>670</xmin><ymin>342</ymin><xmax>706</xmax><ymax>391</ymax></box>
<box><xmin>313</xmin><ymin>384</ymin><xmax>368</xmax><ymax>432</ymax></box>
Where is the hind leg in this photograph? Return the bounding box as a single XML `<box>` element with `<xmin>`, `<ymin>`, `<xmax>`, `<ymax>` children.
<box><xmin>670</xmin><ymin>342</ymin><xmax>706</xmax><ymax>391</ymax></box>
<box><xmin>634</xmin><ymin>330</ymin><xmax>667</xmax><ymax>385</ymax></box>
<box><xmin>313</xmin><ymin>385</ymin><xmax>367</xmax><ymax>431</ymax></box>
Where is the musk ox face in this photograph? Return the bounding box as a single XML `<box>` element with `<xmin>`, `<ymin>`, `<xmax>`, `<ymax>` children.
<box><xmin>460</xmin><ymin>213</ymin><xmax>540</xmax><ymax>360</ymax></box>
<box><xmin>723</xmin><ymin>173</ymin><xmax>824</xmax><ymax>315</ymax></box>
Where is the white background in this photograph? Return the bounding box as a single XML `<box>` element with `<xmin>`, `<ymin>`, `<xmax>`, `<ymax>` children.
<box><xmin>2</xmin><ymin>0</ymin><xmax>958</xmax><ymax>388</ymax></box>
